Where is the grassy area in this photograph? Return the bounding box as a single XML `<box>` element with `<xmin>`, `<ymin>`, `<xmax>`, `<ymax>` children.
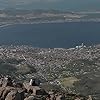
<box><xmin>59</xmin><ymin>77</ymin><xmax>79</xmax><ymax>88</ymax></box>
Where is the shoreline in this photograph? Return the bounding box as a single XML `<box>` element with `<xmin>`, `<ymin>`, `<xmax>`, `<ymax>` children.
<box><xmin>0</xmin><ymin>20</ymin><xmax>100</xmax><ymax>28</ymax></box>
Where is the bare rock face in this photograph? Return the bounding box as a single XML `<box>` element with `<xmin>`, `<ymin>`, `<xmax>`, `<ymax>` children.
<box><xmin>0</xmin><ymin>76</ymin><xmax>89</xmax><ymax>100</ymax></box>
<box><xmin>24</xmin><ymin>96</ymin><xmax>34</xmax><ymax>100</ymax></box>
<box><xmin>55</xmin><ymin>95</ymin><xmax>61</xmax><ymax>100</ymax></box>
<box><xmin>23</xmin><ymin>82</ymin><xmax>29</xmax><ymax>91</ymax></box>
<box><xmin>0</xmin><ymin>87</ymin><xmax>5</xmax><ymax>97</ymax></box>
<box><xmin>5</xmin><ymin>88</ymin><xmax>25</xmax><ymax>100</ymax></box>
<box><xmin>5</xmin><ymin>90</ymin><xmax>18</xmax><ymax>100</ymax></box>
<box><xmin>27</xmin><ymin>85</ymin><xmax>48</xmax><ymax>96</ymax></box>
<box><xmin>17</xmin><ymin>89</ymin><xmax>25</xmax><ymax>100</ymax></box>
<box><xmin>23</xmin><ymin>82</ymin><xmax>48</xmax><ymax>96</ymax></box>
<box><xmin>0</xmin><ymin>85</ymin><xmax>25</xmax><ymax>100</ymax></box>
<box><xmin>1</xmin><ymin>86</ymin><xmax>15</xmax><ymax>100</ymax></box>
<box><xmin>0</xmin><ymin>78</ymin><xmax>3</xmax><ymax>87</ymax></box>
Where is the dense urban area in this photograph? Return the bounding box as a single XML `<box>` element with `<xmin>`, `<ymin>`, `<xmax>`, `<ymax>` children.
<box><xmin>0</xmin><ymin>44</ymin><xmax>99</xmax><ymax>99</ymax></box>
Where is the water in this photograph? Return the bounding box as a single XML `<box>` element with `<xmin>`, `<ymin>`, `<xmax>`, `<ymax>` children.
<box><xmin>0</xmin><ymin>22</ymin><xmax>100</xmax><ymax>48</ymax></box>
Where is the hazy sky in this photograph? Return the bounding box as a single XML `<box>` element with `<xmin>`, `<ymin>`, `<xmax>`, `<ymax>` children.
<box><xmin>0</xmin><ymin>0</ymin><xmax>100</xmax><ymax>11</ymax></box>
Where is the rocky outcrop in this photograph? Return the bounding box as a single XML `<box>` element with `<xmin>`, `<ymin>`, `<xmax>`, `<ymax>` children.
<box><xmin>5</xmin><ymin>90</ymin><xmax>19</xmax><ymax>100</ymax></box>
<box><xmin>0</xmin><ymin>76</ymin><xmax>92</xmax><ymax>100</ymax></box>
<box><xmin>24</xmin><ymin>96</ymin><xmax>34</xmax><ymax>100</ymax></box>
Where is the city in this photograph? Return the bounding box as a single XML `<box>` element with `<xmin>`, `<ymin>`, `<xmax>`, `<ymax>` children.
<box><xmin>0</xmin><ymin>44</ymin><xmax>99</xmax><ymax>99</ymax></box>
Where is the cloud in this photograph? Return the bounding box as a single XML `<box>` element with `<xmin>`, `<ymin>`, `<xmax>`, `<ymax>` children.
<box><xmin>7</xmin><ymin>0</ymin><xmax>62</xmax><ymax>4</ymax></box>
<box><xmin>3</xmin><ymin>0</ymin><xmax>63</xmax><ymax>7</ymax></box>
<box><xmin>8</xmin><ymin>0</ymin><xmax>63</xmax><ymax>6</ymax></box>
<box><xmin>0</xmin><ymin>0</ymin><xmax>64</xmax><ymax>9</ymax></box>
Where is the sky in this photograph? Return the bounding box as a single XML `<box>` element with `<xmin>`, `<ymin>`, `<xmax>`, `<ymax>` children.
<box><xmin>0</xmin><ymin>0</ymin><xmax>100</xmax><ymax>11</ymax></box>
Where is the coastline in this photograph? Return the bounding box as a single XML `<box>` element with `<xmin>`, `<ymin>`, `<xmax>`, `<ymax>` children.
<box><xmin>0</xmin><ymin>20</ymin><xmax>100</xmax><ymax>28</ymax></box>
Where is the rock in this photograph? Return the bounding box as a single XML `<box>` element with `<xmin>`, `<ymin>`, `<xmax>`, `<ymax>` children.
<box><xmin>30</xmin><ymin>86</ymin><xmax>48</xmax><ymax>95</ymax></box>
<box><xmin>2</xmin><ymin>76</ymin><xmax>13</xmax><ymax>87</ymax></box>
<box><xmin>23</xmin><ymin>82</ymin><xmax>29</xmax><ymax>91</ymax></box>
<box><xmin>74</xmin><ymin>98</ymin><xmax>81</xmax><ymax>100</ymax></box>
<box><xmin>56</xmin><ymin>95</ymin><xmax>65</xmax><ymax>100</ymax></box>
<box><xmin>87</xmin><ymin>95</ymin><xmax>93</xmax><ymax>100</ymax></box>
<box><xmin>5</xmin><ymin>88</ymin><xmax>25</xmax><ymax>100</ymax></box>
<box><xmin>0</xmin><ymin>78</ymin><xmax>3</xmax><ymax>87</ymax></box>
<box><xmin>5</xmin><ymin>90</ymin><xmax>18</xmax><ymax>100</ymax></box>
<box><xmin>17</xmin><ymin>89</ymin><xmax>25</xmax><ymax>100</ymax></box>
<box><xmin>15</xmin><ymin>82</ymin><xmax>23</xmax><ymax>88</ymax></box>
<box><xmin>50</xmin><ymin>94</ymin><xmax>56</xmax><ymax>100</ymax></box>
<box><xmin>1</xmin><ymin>86</ymin><xmax>15</xmax><ymax>99</ymax></box>
<box><xmin>24</xmin><ymin>96</ymin><xmax>34</xmax><ymax>100</ymax></box>
<box><xmin>23</xmin><ymin>82</ymin><xmax>48</xmax><ymax>95</ymax></box>
<box><xmin>29</xmin><ymin>79</ymin><xmax>40</xmax><ymax>86</ymax></box>
<box><xmin>0</xmin><ymin>86</ymin><xmax>5</xmax><ymax>97</ymax></box>
<box><xmin>28</xmin><ymin>86</ymin><xmax>42</xmax><ymax>95</ymax></box>
<box><xmin>0</xmin><ymin>76</ymin><xmax>88</xmax><ymax>100</ymax></box>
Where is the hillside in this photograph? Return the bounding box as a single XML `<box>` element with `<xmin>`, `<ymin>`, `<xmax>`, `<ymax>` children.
<box><xmin>0</xmin><ymin>45</ymin><xmax>100</xmax><ymax>99</ymax></box>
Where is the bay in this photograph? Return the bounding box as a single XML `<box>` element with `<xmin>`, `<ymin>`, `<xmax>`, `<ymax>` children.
<box><xmin>0</xmin><ymin>22</ymin><xmax>100</xmax><ymax>48</ymax></box>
